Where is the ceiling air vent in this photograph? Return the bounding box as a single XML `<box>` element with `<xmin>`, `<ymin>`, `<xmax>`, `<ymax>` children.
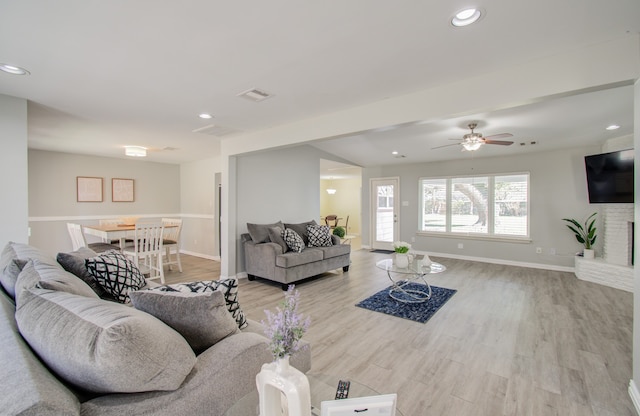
<box><xmin>192</xmin><ymin>124</ymin><xmax>239</xmax><ymax>137</ymax></box>
<box><xmin>236</xmin><ymin>88</ymin><xmax>273</xmax><ymax>102</ymax></box>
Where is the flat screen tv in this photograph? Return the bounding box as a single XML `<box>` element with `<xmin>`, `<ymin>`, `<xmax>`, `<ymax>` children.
<box><xmin>584</xmin><ymin>149</ymin><xmax>634</xmax><ymax>203</ymax></box>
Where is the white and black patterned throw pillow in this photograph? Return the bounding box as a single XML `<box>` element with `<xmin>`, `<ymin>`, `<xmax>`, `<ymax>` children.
<box><xmin>85</xmin><ymin>251</ymin><xmax>145</xmax><ymax>303</ymax></box>
<box><xmin>147</xmin><ymin>279</ymin><xmax>248</xmax><ymax>329</ymax></box>
<box><xmin>307</xmin><ymin>224</ymin><xmax>333</xmax><ymax>247</ymax></box>
<box><xmin>282</xmin><ymin>228</ymin><xmax>305</xmax><ymax>253</ymax></box>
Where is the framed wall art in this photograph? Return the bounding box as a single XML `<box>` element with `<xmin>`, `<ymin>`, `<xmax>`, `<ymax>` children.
<box><xmin>77</xmin><ymin>176</ymin><xmax>103</xmax><ymax>202</ymax></box>
<box><xmin>112</xmin><ymin>178</ymin><xmax>134</xmax><ymax>202</ymax></box>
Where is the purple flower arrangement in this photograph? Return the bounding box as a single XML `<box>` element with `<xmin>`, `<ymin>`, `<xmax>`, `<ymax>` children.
<box><xmin>262</xmin><ymin>285</ymin><xmax>311</xmax><ymax>360</ymax></box>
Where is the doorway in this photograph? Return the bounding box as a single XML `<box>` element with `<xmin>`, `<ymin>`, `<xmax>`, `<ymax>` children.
<box><xmin>370</xmin><ymin>177</ymin><xmax>399</xmax><ymax>250</ymax></box>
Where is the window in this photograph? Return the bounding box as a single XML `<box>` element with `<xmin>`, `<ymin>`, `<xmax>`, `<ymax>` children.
<box><xmin>419</xmin><ymin>173</ymin><xmax>529</xmax><ymax>239</ymax></box>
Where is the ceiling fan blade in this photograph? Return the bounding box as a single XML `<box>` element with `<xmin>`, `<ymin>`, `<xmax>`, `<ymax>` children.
<box><xmin>484</xmin><ymin>133</ymin><xmax>513</xmax><ymax>140</ymax></box>
<box><xmin>432</xmin><ymin>143</ymin><xmax>461</xmax><ymax>150</ymax></box>
<box><xmin>484</xmin><ymin>139</ymin><xmax>513</xmax><ymax>146</ymax></box>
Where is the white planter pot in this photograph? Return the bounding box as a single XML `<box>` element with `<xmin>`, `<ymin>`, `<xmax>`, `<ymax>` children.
<box><xmin>395</xmin><ymin>253</ymin><xmax>409</xmax><ymax>268</ymax></box>
<box><xmin>583</xmin><ymin>248</ymin><xmax>595</xmax><ymax>259</ymax></box>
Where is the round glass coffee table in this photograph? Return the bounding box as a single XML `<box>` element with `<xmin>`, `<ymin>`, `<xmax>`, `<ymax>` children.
<box><xmin>225</xmin><ymin>373</ymin><xmax>403</xmax><ymax>416</ymax></box>
<box><xmin>376</xmin><ymin>257</ymin><xmax>446</xmax><ymax>303</ymax></box>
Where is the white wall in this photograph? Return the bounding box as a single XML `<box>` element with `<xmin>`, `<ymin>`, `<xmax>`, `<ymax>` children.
<box><xmin>28</xmin><ymin>149</ymin><xmax>181</xmax><ymax>256</ymax></box>
<box><xmin>0</xmin><ymin>95</ymin><xmax>28</xmax><ymax>244</ymax></box>
<box><xmin>632</xmin><ymin>78</ymin><xmax>640</xmax><ymax>409</ymax></box>
<box><xmin>180</xmin><ymin>157</ymin><xmax>219</xmax><ymax>259</ymax></box>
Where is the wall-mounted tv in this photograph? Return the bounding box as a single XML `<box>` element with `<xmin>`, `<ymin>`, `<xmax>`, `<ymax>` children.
<box><xmin>584</xmin><ymin>149</ymin><xmax>634</xmax><ymax>203</ymax></box>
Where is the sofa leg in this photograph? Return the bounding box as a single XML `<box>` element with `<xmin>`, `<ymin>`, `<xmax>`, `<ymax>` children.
<box><xmin>281</xmin><ymin>283</ymin><xmax>289</xmax><ymax>291</ymax></box>
<box><xmin>343</xmin><ymin>265</ymin><xmax>350</xmax><ymax>272</ymax></box>
<box><xmin>247</xmin><ymin>274</ymin><xmax>256</xmax><ymax>281</ymax></box>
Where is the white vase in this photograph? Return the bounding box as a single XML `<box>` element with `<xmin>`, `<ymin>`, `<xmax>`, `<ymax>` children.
<box><xmin>422</xmin><ymin>254</ymin><xmax>432</xmax><ymax>267</ymax></box>
<box><xmin>395</xmin><ymin>253</ymin><xmax>409</xmax><ymax>268</ymax></box>
<box><xmin>256</xmin><ymin>355</ymin><xmax>311</xmax><ymax>416</ymax></box>
<box><xmin>583</xmin><ymin>248</ymin><xmax>595</xmax><ymax>259</ymax></box>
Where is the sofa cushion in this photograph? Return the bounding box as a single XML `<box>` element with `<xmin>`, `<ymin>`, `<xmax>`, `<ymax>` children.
<box><xmin>85</xmin><ymin>251</ymin><xmax>145</xmax><ymax>303</ymax></box>
<box><xmin>129</xmin><ymin>290</ymin><xmax>240</xmax><ymax>353</ymax></box>
<box><xmin>15</xmin><ymin>286</ymin><xmax>196</xmax><ymax>394</ymax></box>
<box><xmin>307</xmin><ymin>224</ymin><xmax>333</xmax><ymax>247</ymax></box>
<box><xmin>276</xmin><ymin>248</ymin><xmax>324</xmax><ymax>268</ymax></box>
<box><xmin>268</xmin><ymin>226</ymin><xmax>289</xmax><ymax>253</ymax></box>
<box><xmin>0</xmin><ymin>241</ymin><xmax>59</xmax><ymax>299</ymax></box>
<box><xmin>0</xmin><ymin>289</ymin><xmax>81</xmax><ymax>415</ymax></box>
<box><xmin>57</xmin><ymin>247</ymin><xmax>119</xmax><ymax>302</ymax></box>
<box><xmin>284</xmin><ymin>220</ymin><xmax>317</xmax><ymax>246</ymax></box>
<box><xmin>247</xmin><ymin>221</ymin><xmax>284</xmax><ymax>243</ymax></box>
<box><xmin>282</xmin><ymin>228</ymin><xmax>305</xmax><ymax>253</ymax></box>
<box><xmin>315</xmin><ymin>243</ymin><xmax>351</xmax><ymax>259</ymax></box>
<box><xmin>147</xmin><ymin>279</ymin><xmax>248</xmax><ymax>329</ymax></box>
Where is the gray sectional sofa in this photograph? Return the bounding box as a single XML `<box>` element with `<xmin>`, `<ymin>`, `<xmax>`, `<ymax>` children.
<box><xmin>243</xmin><ymin>220</ymin><xmax>351</xmax><ymax>290</ymax></box>
<box><xmin>0</xmin><ymin>241</ymin><xmax>310</xmax><ymax>415</ymax></box>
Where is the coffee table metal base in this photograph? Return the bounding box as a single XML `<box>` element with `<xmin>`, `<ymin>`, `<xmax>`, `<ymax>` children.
<box><xmin>388</xmin><ymin>278</ymin><xmax>432</xmax><ymax>303</ymax></box>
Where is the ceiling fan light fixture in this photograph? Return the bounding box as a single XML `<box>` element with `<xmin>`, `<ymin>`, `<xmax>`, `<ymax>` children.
<box><xmin>124</xmin><ymin>146</ymin><xmax>147</xmax><ymax>157</ymax></box>
<box><xmin>451</xmin><ymin>8</ymin><xmax>482</xmax><ymax>27</ymax></box>
<box><xmin>462</xmin><ymin>141</ymin><xmax>482</xmax><ymax>151</ymax></box>
<box><xmin>326</xmin><ymin>188</ymin><xmax>337</xmax><ymax>195</ymax></box>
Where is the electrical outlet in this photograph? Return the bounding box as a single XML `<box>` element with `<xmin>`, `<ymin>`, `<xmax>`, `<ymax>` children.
<box><xmin>457</xmin><ymin>243</ymin><xmax>463</xmax><ymax>249</ymax></box>
<box><xmin>411</xmin><ymin>237</ymin><xmax>416</xmax><ymax>243</ymax></box>
<box><xmin>536</xmin><ymin>247</ymin><xmax>542</xmax><ymax>254</ymax></box>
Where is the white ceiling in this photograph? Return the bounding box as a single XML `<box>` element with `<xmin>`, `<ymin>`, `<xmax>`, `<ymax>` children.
<box><xmin>0</xmin><ymin>1</ymin><xmax>638</xmax><ymax>167</ymax></box>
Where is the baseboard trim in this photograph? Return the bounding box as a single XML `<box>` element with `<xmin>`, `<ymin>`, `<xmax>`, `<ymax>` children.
<box><xmin>412</xmin><ymin>250</ymin><xmax>574</xmax><ymax>273</ymax></box>
<box><xmin>179</xmin><ymin>249</ymin><xmax>219</xmax><ymax>261</ymax></box>
<box><xmin>629</xmin><ymin>380</ymin><xmax>640</xmax><ymax>414</ymax></box>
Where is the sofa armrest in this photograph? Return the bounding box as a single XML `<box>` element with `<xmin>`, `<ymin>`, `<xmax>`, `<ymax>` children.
<box><xmin>244</xmin><ymin>240</ymin><xmax>283</xmax><ymax>279</ymax></box>
<box><xmin>81</xmin><ymin>332</ymin><xmax>272</xmax><ymax>416</ymax></box>
<box><xmin>331</xmin><ymin>235</ymin><xmax>341</xmax><ymax>245</ymax></box>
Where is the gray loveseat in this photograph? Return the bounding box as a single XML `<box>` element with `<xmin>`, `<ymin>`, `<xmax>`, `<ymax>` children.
<box><xmin>0</xmin><ymin>241</ymin><xmax>310</xmax><ymax>415</ymax></box>
<box><xmin>243</xmin><ymin>220</ymin><xmax>351</xmax><ymax>290</ymax></box>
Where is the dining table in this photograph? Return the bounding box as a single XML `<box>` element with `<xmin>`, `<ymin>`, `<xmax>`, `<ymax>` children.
<box><xmin>83</xmin><ymin>223</ymin><xmax>176</xmax><ymax>250</ymax></box>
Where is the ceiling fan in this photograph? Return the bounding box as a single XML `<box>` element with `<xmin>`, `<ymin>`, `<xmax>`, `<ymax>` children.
<box><xmin>433</xmin><ymin>122</ymin><xmax>514</xmax><ymax>151</ymax></box>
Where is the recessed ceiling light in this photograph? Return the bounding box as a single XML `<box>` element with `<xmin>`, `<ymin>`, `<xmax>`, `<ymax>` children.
<box><xmin>0</xmin><ymin>63</ymin><xmax>30</xmax><ymax>75</ymax></box>
<box><xmin>451</xmin><ymin>8</ymin><xmax>482</xmax><ymax>27</ymax></box>
<box><xmin>606</xmin><ymin>124</ymin><xmax>620</xmax><ymax>130</ymax></box>
<box><xmin>199</xmin><ymin>113</ymin><xmax>213</xmax><ymax>119</ymax></box>
<box><xmin>392</xmin><ymin>151</ymin><xmax>399</xmax><ymax>155</ymax></box>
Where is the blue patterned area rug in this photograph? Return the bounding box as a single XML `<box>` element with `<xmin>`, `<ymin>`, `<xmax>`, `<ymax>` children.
<box><xmin>355</xmin><ymin>283</ymin><xmax>457</xmax><ymax>323</ymax></box>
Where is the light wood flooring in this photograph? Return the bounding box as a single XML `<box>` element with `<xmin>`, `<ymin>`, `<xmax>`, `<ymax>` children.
<box><xmin>165</xmin><ymin>250</ymin><xmax>635</xmax><ymax>416</ymax></box>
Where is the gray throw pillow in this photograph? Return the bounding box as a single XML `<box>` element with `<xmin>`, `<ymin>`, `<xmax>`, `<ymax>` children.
<box><xmin>284</xmin><ymin>220</ymin><xmax>317</xmax><ymax>246</ymax></box>
<box><xmin>129</xmin><ymin>290</ymin><xmax>240</xmax><ymax>353</ymax></box>
<box><xmin>282</xmin><ymin>228</ymin><xmax>305</xmax><ymax>253</ymax></box>
<box><xmin>85</xmin><ymin>251</ymin><xmax>145</xmax><ymax>303</ymax></box>
<box><xmin>268</xmin><ymin>226</ymin><xmax>288</xmax><ymax>253</ymax></box>
<box><xmin>0</xmin><ymin>258</ymin><xmax>27</xmax><ymax>299</ymax></box>
<box><xmin>147</xmin><ymin>279</ymin><xmax>248</xmax><ymax>329</ymax></box>
<box><xmin>29</xmin><ymin>259</ymin><xmax>99</xmax><ymax>299</ymax></box>
<box><xmin>15</xmin><ymin>287</ymin><xmax>196</xmax><ymax>394</ymax></box>
<box><xmin>247</xmin><ymin>221</ymin><xmax>284</xmax><ymax>243</ymax></box>
<box><xmin>57</xmin><ymin>248</ymin><xmax>118</xmax><ymax>301</ymax></box>
<box><xmin>0</xmin><ymin>241</ymin><xmax>58</xmax><ymax>299</ymax></box>
<box><xmin>307</xmin><ymin>224</ymin><xmax>333</xmax><ymax>247</ymax></box>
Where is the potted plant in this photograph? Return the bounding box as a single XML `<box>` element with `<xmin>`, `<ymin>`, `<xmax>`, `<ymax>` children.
<box><xmin>562</xmin><ymin>212</ymin><xmax>597</xmax><ymax>259</ymax></box>
<box><xmin>332</xmin><ymin>226</ymin><xmax>346</xmax><ymax>238</ymax></box>
<box><xmin>392</xmin><ymin>241</ymin><xmax>412</xmax><ymax>268</ymax></box>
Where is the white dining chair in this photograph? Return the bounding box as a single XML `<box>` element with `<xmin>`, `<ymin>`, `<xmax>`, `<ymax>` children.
<box><xmin>161</xmin><ymin>218</ymin><xmax>183</xmax><ymax>272</ymax></box>
<box><xmin>66</xmin><ymin>223</ymin><xmax>120</xmax><ymax>253</ymax></box>
<box><xmin>122</xmin><ymin>221</ymin><xmax>165</xmax><ymax>283</ymax></box>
